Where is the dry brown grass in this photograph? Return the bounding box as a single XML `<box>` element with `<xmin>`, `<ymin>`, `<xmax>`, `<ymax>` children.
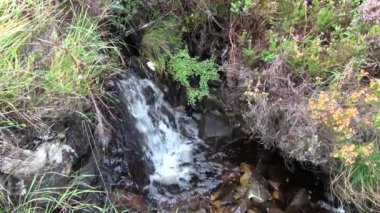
<box><xmin>222</xmin><ymin>55</ymin><xmax>333</xmax><ymax>164</ymax></box>
<box><xmin>332</xmin><ymin>162</ymin><xmax>380</xmax><ymax>212</ymax></box>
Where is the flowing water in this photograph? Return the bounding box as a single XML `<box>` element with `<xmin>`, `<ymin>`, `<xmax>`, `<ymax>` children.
<box><xmin>114</xmin><ymin>74</ymin><xmax>222</xmax><ymax>206</ymax></box>
<box><xmin>98</xmin><ymin>72</ymin><xmax>344</xmax><ymax>212</ymax></box>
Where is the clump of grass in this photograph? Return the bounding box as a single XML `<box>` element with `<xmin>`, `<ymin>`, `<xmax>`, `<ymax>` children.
<box><xmin>0</xmin><ymin>0</ymin><xmax>121</xmax><ymax>128</ymax></box>
<box><xmin>0</xmin><ymin>0</ymin><xmax>57</xmax><ymax>106</ymax></box>
<box><xmin>332</xmin><ymin>151</ymin><xmax>380</xmax><ymax>211</ymax></box>
<box><xmin>43</xmin><ymin>12</ymin><xmax>118</xmax><ymax>96</ymax></box>
<box><xmin>140</xmin><ymin>18</ymin><xmax>183</xmax><ymax>67</ymax></box>
<box><xmin>6</xmin><ymin>173</ymin><xmax>120</xmax><ymax>212</ymax></box>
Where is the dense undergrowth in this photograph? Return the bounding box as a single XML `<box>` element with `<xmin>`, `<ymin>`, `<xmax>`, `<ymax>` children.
<box><xmin>1</xmin><ymin>0</ymin><xmax>380</xmax><ymax>212</ymax></box>
<box><xmin>130</xmin><ymin>0</ymin><xmax>380</xmax><ymax>211</ymax></box>
<box><xmin>0</xmin><ymin>0</ymin><xmax>122</xmax><ymax>211</ymax></box>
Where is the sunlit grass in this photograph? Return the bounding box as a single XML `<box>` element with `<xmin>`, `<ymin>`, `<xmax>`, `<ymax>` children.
<box><xmin>0</xmin><ymin>0</ymin><xmax>57</xmax><ymax>106</ymax></box>
<box><xmin>4</xmin><ymin>173</ymin><xmax>120</xmax><ymax>213</ymax></box>
<box><xmin>333</xmin><ymin>150</ymin><xmax>380</xmax><ymax>211</ymax></box>
<box><xmin>0</xmin><ymin>0</ymin><xmax>121</xmax><ymax>124</ymax></box>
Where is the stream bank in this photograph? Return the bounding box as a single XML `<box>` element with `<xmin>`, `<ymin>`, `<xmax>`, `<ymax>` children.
<box><xmin>83</xmin><ymin>60</ymin><xmax>345</xmax><ymax>212</ymax></box>
<box><xmin>1</xmin><ymin>0</ymin><xmax>378</xmax><ymax>212</ymax></box>
<box><xmin>0</xmin><ymin>58</ymin><xmax>346</xmax><ymax>212</ymax></box>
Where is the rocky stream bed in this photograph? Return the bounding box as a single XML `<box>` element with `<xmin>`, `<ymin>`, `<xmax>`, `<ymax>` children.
<box><xmin>0</xmin><ymin>61</ymin><xmax>348</xmax><ymax>212</ymax></box>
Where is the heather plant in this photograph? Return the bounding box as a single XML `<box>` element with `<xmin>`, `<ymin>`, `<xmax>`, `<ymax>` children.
<box><xmin>242</xmin><ymin>0</ymin><xmax>370</xmax><ymax>76</ymax></box>
<box><xmin>308</xmin><ymin>75</ymin><xmax>380</xmax><ymax>211</ymax></box>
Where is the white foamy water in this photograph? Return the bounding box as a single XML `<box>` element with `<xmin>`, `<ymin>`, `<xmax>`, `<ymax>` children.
<box><xmin>117</xmin><ymin>75</ymin><xmax>203</xmax><ymax>188</ymax></box>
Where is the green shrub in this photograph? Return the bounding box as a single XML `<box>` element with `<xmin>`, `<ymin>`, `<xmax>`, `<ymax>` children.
<box><xmin>140</xmin><ymin>17</ymin><xmax>218</xmax><ymax>105</ymax></box>
<box><xmin>169</xmin><ymin>49</ymin><xmax>219</xmax><ymax>105</ymax></box>
<box><xmin>241</xmin><ymin>0</ymin><xmax>371</xmax><ymax>76</ymax></box>
<box><xmin>230</xmin><ymin>0</ymin><xmax>252</xmax><ymax>14</ymax></box>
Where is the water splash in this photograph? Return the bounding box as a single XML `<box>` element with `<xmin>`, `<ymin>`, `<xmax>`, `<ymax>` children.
<box><xmin>116</xmin><ymin>75</ymin><xmax>221</xmax><ymax>205</ymax></box>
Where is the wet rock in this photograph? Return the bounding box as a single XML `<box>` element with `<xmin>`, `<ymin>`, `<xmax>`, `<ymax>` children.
<box><xmin>233</xmin><ymin>163</ymin><xmax>272</xmax><ymax>207</ymax></box>
<box><xmin>143</xmin><ymin>85</ymin><xmax>156</xmax><ymax>105</ymax></box>
<box><xmin>112</xmin><ymin>190</ymin><xmax>147</xmax><ymax>212</ymax></box>
<box><xmin>260</xmin><ymin>201</ymin><xmax>284</xmax><ymax>213</ymax></box>
<box><xmin>220</xmin><ymin>191</ymin><xmax>237</xmax><ymax>205</ymax></box>
<box><xmin>77</xmin><ymin>156</ymin><xmax>99</xmax><ymax>186</ymax></box>
<box><xmin>191</xmin><ymin>113</ymin><xmax>202</xmax><ymax>122</ymax></box>
<box><xmin>161</xmin><ymin>105</ymin><xmax>177</xmax><ymax>128</ymax></box>
<box><xmin>286</xmin><ymin>188</ymin><xmax>311</xmax><ymax>212</ymax></box>
<box><xmin>211</xmin><ymin>169</ymin><xmax>241</xmax><ymax>210</ymax></box>
<box><xmin>199</xmin><ymin>110</ymin><xmax>233</xmax><ymax>141</ymax></box>
<box><xmin>247</xmin><ymin>179</ymin><xmax>272</xmax><ymax>205</ymax></box>
<box><xmin>205</xmin><ymin>95</ymin><xmax>227</xmax><ymax>113</ymax></box>
<box><xmin>231</xmin><ymin>198</ymin><xmax>249</xmax><ymax>213</ymax></box>
<box><xmin>61</xmin><ymin>116</ymin><xmax>91</xmax><ymax>161</ymax></box>
<box><xmin>315</xmin><ymin>201</ymin><xmax>345</xmax><ymax>213</ymax></box>
<box><xmin>268</xmin><ymin>180</ymin><xmax>281</xmax><ymax>191</ymax></box>
<box><xmin>266</xmin><ymin>207</ymin><xmax>285</xmax><ymax>213</ymax></box>
<box><xmin>211</xmin><ymin>185</ymin><xmax>236</xmax><ymax>202</ymax></box>
<box><xmin>220</xmin><ymin>168</ymin><xmax>241</xmax><ymax>184</ymax></box>
<box><xmin>179</xmin><ymin>116</ymin><xmax>198</xmax><ymax>138</ymax></box>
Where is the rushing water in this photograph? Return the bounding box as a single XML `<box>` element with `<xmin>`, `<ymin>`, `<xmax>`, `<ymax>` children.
<box><xmin>116</xmin><ymin>74</ymin><xmax>222</xmax><ymax>205</ymax></box>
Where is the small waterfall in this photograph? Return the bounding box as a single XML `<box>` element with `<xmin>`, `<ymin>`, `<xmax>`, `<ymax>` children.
<box><xmin>116</xmin><ymin>74</ymin><xmax>221</xmax><ymax>205</ymax></box>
